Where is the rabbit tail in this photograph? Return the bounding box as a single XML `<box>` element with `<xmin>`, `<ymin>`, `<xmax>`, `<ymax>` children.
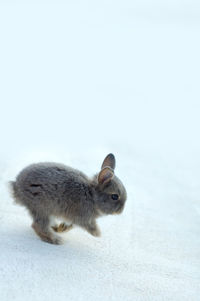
<box><xmin>9</xmin><ymin>181</ymin><xmax>22</xmax><ymax>205</ymax></box>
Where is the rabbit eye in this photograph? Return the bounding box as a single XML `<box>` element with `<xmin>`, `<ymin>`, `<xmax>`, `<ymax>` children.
<box><xmin>111</xmin><ymin>194</ymin><xmax>119</xmax><ymax>200</ymax></box>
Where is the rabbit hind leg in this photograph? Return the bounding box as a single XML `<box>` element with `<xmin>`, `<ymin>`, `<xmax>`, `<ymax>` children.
<box><xmin>31</xmin><ymin>214</ymin><xmax>63</xmax><ymax>245</ymax></box>
<box><xmin>52</xmin><ymin>223</ymin><xmax>73</xmax><ymax>233</ymax></box>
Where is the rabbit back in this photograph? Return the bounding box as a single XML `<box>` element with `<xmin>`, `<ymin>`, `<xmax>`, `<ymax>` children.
<box><xmin>11</xmin><ymin>162</ymin><xmax>93</xmax><ymax>219</ymax></box>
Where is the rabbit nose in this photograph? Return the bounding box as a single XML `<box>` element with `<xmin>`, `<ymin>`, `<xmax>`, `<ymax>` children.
<box><xmin>116</xmin><ymin>202</ymin><xmax>123</xmax><ymax>212</ymax></box>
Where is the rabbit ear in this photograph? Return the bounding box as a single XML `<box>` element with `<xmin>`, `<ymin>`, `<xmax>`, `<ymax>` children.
<box><xmin>98</xmin><ymin>167</ymin><xmax>114</xmax><ymax>185</ymax></box>
<box><xmin>101</xmin><ymin>153</ymin><xmax>116</xmax><ymax>170</ymax></box>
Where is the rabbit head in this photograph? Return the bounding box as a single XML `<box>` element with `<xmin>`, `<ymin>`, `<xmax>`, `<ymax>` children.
<box><xmin>93</xmin><ymin>154</ymin><xmax>127</xmax><ymax>216</ymax></box>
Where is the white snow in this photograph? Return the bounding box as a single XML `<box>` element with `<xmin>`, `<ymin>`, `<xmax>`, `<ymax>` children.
<box><xmin>0</xmin><ymin>1</ymin><xmax>200</xmax><ymax>301</ymax></box>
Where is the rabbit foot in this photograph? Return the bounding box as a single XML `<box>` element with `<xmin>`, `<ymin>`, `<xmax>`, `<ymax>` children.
<box><xmin>32</xmin><ymin>223</ymin><xmax>63</xmax><ymax>245</ymax></box>
<box><xmin>90</xmin><ymin>227</ymin><xmax>101</xmax><ymax>237</ymax></box>
<box><xmin>42</xmin><ymin>235</ymin><xmax>63</xmax><ymax>245</ymax></box>
<box><xmin>85</xmin><ymin>224</ymin><xmax>101</xmax><ymax>237</ymax></box>
<box><xmin>52</xmin><ymin>223</ymin><xmax>73</xmax><ymax>233</ymax></box>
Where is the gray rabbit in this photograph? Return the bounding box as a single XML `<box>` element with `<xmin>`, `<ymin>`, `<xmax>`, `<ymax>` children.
<box><xmin>10</xmin><ymin>154</ymin><xmax>127</xmax><ymax>244</ymax></box>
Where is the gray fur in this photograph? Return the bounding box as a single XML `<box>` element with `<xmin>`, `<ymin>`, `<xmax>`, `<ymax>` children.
<box><xmin>10</xmin><ymin>154</ymin><xmax>127</xmax><ymax>244</ymax></box>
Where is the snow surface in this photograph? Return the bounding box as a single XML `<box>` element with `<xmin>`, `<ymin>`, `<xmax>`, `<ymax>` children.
<box><xmin>0</xmin><ymin>1</ymin><xmax>200</xmax><ymax>301</ymax></box>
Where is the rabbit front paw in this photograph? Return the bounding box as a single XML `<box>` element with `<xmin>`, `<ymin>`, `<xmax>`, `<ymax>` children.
<box><xmin>85</xmin><ymin>223</ymin><xmax>101</xmax><ymax>237</ymax></box>
<box><xmin>90</xmin><ymin>227</ymin><xmax>101</xmax><ymax>237</ymax></box>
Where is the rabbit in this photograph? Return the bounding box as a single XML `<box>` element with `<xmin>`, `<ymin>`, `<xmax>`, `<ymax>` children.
<box><xmin>10</xmin><ymin>153</ymin><xmax>127</xmax><ymax>245</ymax></box>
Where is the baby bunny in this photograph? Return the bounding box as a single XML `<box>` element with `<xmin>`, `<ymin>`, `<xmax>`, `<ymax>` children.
<box><xmin>10</xmin><ymin>153</ymin><xmax>127</xmax><ymax>244</ymax></box>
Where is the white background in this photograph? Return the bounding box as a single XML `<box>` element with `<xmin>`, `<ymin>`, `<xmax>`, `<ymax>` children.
<box><xmin>0</xmin><ymin>1</ymin><xmax>200</xmax><ymax>300</ymax></box>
